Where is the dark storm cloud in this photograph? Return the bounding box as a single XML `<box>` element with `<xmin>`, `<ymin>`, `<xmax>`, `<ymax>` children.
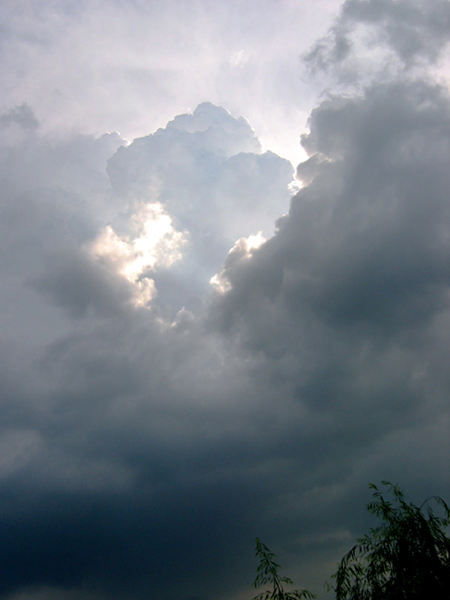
<box><xmin>206</xmin><ymin>52</ymin><xmax>450</xmax><ymax>588</ymax></box>
<box><xmin>1</xmin><ymin>2</ymin><xmax>450</xmax><ymax>599</ymax></box>
<box><xmin>305</xmin><ymin>0</ymin><xmax>450</xmax><ymax>79</ymax></box>
<box><xmin>211</xmin><ymin>77</ymin><xmax>450</xmax><ymax>415</ymax></box>
<box><xmin>0</xmin><ymin>101</ymin><xmax>296</xmax><ymax>600</ymax></box>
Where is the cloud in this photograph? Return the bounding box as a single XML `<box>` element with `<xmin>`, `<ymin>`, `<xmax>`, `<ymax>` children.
<box><xmin>1</xmin><ymin>2</ymin><xmax>450</xmax><ymax>600</ymax></box>
<box><xmin>0</xmin><ymin>103</ymin><xmax>39</xmax><ymax>130</ymax></box>
<box><xmin>0</xmin><ymin>0</ymin><xmax>342</xmax><ymax>165</ymax></box>
<box><xmin>106</xmin><ymin>102</ymin><xmax>293</xmax><ymax>313</ymax></box>
<box><xmin>204</xmin><ymin>5</ymin><xmax>450</xmax><ymax>587</ymax></box>
<box><xmin>210</xmin><ymin>77</ymin><xmax>450</xmax><ymax>424</ymax></box>
<box><xmin>305</xmin><ymin>0</ymin><xmax>450</xmax><ymax>84</ymax></box>
<box><xmin>0</xmin><ymin>100</ymin><xmax>296</xmax><ymax>600</ymax></box>
<box><xmin>89</xmin><ymin>203</ymin><xmax>187</xmax><ymax>307</ymax></box>
<box><xmin>0</xmin><ymin>103</ymin><xmax>39</xmax><ymax>148</ymax></box>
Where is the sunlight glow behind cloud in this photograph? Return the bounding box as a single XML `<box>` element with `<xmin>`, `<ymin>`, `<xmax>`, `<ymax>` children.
<box><xmin>90</xmin><ymin>202</ymin><xmax>187</xmax><ymax>306</ymax></box>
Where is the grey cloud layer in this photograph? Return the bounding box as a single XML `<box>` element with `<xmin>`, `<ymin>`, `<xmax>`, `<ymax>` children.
<box><xmin>1</xmin><ymin>2</ymin><xmax>450</xmax><ymax>600</ymax></box>
<box><xmin>0</xmin><ymin>102</ymin><xmax>295</xmax><ymax>600</ymax></box>
<box><xmin>212</xmin><ymin>78</ymin><xmax>450</xmax><ymax>428</ymax></box>
<box><xmin>305</xmin><ymin>0</ymin><xmax>450</xmax><ymax>82</ymax></box>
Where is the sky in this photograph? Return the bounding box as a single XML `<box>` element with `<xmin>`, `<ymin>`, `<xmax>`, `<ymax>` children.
<box><xmin>1</xmin><ymin>1</ymin><xmax>450</xmax><ymax>600</ymax></box>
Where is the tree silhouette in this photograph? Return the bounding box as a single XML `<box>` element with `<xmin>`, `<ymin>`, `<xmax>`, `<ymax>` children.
<box><xmin>331</xmin><ymin>481</ymin><xmax>450</xmax><ymax>600</ymax></box>
<box><xmin>252</xmin><ymin>538</ymin><xmax>315</xmax><ymax>600</ymax></box>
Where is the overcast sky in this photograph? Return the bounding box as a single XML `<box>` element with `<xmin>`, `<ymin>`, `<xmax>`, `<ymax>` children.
<box><xmin>1</xmin><ymin>1</ymin><xmax>450</xmax><ymax>600</ymax></box>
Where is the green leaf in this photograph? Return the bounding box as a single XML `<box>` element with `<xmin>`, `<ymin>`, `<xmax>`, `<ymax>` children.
<box><xmin>330</xmin><ymin>482</ymin><xmax>450</xmax><ymax>600</ymax></box>
<box><xmin>251</xmin><ymin>539</ymin><xmax>316</xmax><ymax>600</ymax></box>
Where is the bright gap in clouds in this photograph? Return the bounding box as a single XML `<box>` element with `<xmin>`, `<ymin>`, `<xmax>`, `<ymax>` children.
<box><xmin>94</xmin><ymin>99</ymin><xmax>295</xmax><ymax>315</ymax></box>
<box><xmin>90</xmin><ymin>203</ymin><xmax>187</xmax><ymax>307</ymax></box>
<box><xmin>0</xmin><ymin>0</ymin><xmax>343</xmax><ymax>168</ymax></box>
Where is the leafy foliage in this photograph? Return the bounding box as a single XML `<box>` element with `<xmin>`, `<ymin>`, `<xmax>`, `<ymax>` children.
<box><xmin>252</xmin><ymin>538</ymin><xmax>316</xmax><ymax>600</ymax></box>
<box><xmin>331</xmin><ymin>481</ymin><xmax>450</xmax><ymax>600</ymax></box>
